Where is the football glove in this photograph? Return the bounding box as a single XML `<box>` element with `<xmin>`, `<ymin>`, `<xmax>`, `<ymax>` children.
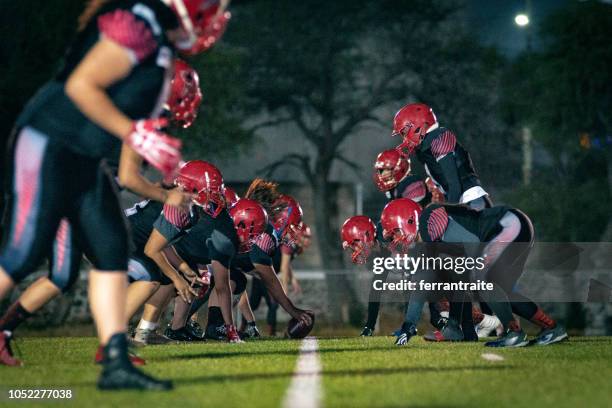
<box><xmin>127</xmin><ymin>118</ymin><xmax>182</xmax><ymax>177</ymax></box>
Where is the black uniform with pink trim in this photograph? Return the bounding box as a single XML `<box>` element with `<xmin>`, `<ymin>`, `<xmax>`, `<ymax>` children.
<box><xmin>172</xmin><ymin>208</ymin><xmax>245</xmax><ymax>295</ymax></box>
<box><xmin>0</xmin><ymin>1</ymin><xmax>177</xmax><ymax>282</ymax></box>
<box><xmin>414</xmin><ymin>127</ymin><xmax>487</xmax><ymax>206</ymax></box>
<box><xmin>418</xmin><ymin>203</ymin><xmax>545</xmax><ymax>323</ymax></box>
<box><xmin>385</xmin><ymin>175</ymin><xmax>432</xmax><ymax>206</ymax></box>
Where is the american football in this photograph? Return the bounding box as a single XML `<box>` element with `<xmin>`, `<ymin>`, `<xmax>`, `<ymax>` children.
<box><xmin>287</xmin><ymin>311</ymin><xmax>315</xmax><ymax>339</ymax></box>
<box><xmin>0</xmin><ymin>0</ymin><xmax>610</xmax><ymax>407</ymax></box>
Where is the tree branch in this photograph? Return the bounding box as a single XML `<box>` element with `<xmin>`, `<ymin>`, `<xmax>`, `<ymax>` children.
<box><xmin>245</xmin><ymin>117</ymin><xmax>293</xmax><ymax>135</ymax></box>
<box><xmin>257</xmin><ymin>153</ymin><xmax>314</xmax><ymax>185</ymax></box>
<box><xmin>333</xmin><ymin>153</ymin><xmax>362</xmax><ymax>177</ymax></box>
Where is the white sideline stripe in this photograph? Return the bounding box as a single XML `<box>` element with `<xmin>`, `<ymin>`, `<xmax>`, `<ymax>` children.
<box><xmin>282</xmin><ymin>337</ymin><xmax>322</xmax><ymax>408</ymax></box>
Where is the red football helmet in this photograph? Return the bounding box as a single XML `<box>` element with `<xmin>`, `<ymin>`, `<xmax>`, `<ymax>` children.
<box><xmin>271</xmin><ymin>195</ymin><xmax>303</xmax><ymax>245</ymax></box>
<box><xmin>425</xmin><ymin>177</ymin><xmax>445</xmax><ymax>203</ymax></box>
<box><xmin>380</xmin><ymin>198</ymin><xmax>422</xmax><ymax>254</ymax></box>
<box><xmin>341</xmin><ymin>216</ymin><xmax>377</xmax><ymax>264</ymax></box>
<box><xmin>373</xmin><ymin>149</ymin><xmax>411</xmax><ymax>192</ymax></box>
<box><xmin>224</xmin><ymin>186</ymin><xmax>240</xmax><ymax>208</ymax></box>
<box><xmin>164</xmin><ymin>0</ymin><xmax>231</xmax><ymax>54</ymax></box>
<box><xmin>229</xmin><ymin>199</ymin><xmax>268</xmax><ymax>253</ymax></box>
<box><xmin>392</xmin><ymin>103</ymin><xmax>438</xmax><ymax>155</ymax></box>
<box><xmin>175</xmin><ymin>160</ymin><xmax>225</xmax><ymax>217</ymax></box>
<box><xmin>166</xmin><ymin>59</ymin><xmax>202</xmax><ymax>128</ymax></box>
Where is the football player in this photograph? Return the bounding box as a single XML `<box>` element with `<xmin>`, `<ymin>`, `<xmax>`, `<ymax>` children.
<box><xmin>206</xmin><ymin>180</ymin><xmax>313</xmax><ymax>338</ymax></box>
<box><xmin>136</xmin><ymin>160</ymin><xmax>244</xmax><ymax>342</ymax></box>
<box><xmin>361</xmin><ymin>149</ymin><xmax>442</xmax><ymax>336</ymax></box>
<box><xmin>0</xmin><ymin>0</ymin><xmax>232</xmax><ymax>390</ymax></box>
<box><xmin>161</xmin><ymin>184</ymin><xmax>243</xmax><ymax>340</ymax></box>
<box><xmin>139</xmin><ymin>199</ymin><xmax>262</xmax><ymax>342</ymax></box>
<box><xmin>248</xmin><ymin>220</ymin><xmax>306</xmax><ymax>336</ymax></box>
<box><xmin>378</xmin><ymin>198</ymin><xmax>568</xmax><ymax>347</ymax></box>
<box><xmin>392</xmin><ymin>103</ymin><xmax>496</xmax><ymax>339</ymax></box>
<box><xmin>0</xmin><ymin>59</ymin><xmax>203</xmax><ymax>366</ymax></box>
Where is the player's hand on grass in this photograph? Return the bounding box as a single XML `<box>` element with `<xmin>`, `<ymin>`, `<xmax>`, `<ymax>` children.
<box><xmin>174</xmin><ymin>277</ymin><xmax>198</xmax><ymax>303</ymax></box>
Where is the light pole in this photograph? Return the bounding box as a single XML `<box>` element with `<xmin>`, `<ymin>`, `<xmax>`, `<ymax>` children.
<box><xmin>515</xmin><ymin>2</ymin><xmax>532</xmax><ymax>185</ymax></box>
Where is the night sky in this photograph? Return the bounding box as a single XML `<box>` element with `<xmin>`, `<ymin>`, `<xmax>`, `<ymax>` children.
<box><xmin>466</xmin><ymin>0</ymin><xmax>571</xmax><ymax>56</ymax></box>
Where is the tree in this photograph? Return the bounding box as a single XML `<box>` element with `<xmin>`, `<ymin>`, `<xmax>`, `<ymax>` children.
<box><xmin>230</xmin><ymin>0</ymin><xmax>509</xmax><ymax>322</ymax></box>
<box><xmin>502</xmin><ymin>1</ymin><xmax>612</xmax><ymax>241</ymax></box>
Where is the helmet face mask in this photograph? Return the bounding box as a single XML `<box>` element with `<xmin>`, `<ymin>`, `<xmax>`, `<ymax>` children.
<box><xmin>174</xmin><ymin>160</ymin><xmax>226</xmax><ymax>217</ymax></box>
<box><xmin>380</xmin><ymin>198</ymin><xmax>422</xmax><ymax>254</ymax></box>
<box><xmin>271</xmin><ymin>195</ymin><xmax>303</xmax><ymax>240</ymax></box>
<box><xmin>373</xmin><ymin>149</ymin><xmax>410</xmax><ymax>192</ymax></box>
<box><xmin>166</xmin><ymin>59</ymin><xmax>202</xmax><ymax>128</ymax></box>
<box><xmin>229</xmin><ymin>199</ymin><xmax>268</xmax><ymax>253</ymax></box>
<box><xmin>341</xmin><ymin>215</ymin><xmax>377</xmax><ymax>265</ymax></box>
<box><xmin>342</xmin><ymin>239</ymin><xmax>372</xmax><ymax>265</ymax></box>
<box><xmin>383</xmin><ymin>228</ymin><xmax>417</xmax><ymax>254</ymax></box>
<box><xmin>198</xmin><ymin>188</ymin><xmax>226</xmax><ymax>218</ymax></box>
<box><xmin>392</xmin><ymin>103</ymin><xmax>438</xmax><ymax>156</ymax></box>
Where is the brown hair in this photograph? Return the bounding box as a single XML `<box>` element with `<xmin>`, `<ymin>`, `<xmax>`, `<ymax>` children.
<box><xmin>78</xmin><ymin>0</ymin><xmax>113</xmax><ymax>31</ymax></box>
<box><xmin>245</xmin><ymin>178</ymin><xmax>285</xmax><ymax>216</ymax></box>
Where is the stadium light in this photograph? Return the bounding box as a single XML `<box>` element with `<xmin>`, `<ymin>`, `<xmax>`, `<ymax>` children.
<box><xmin>515</xmin><ymin>13</ymin><xmax>530</xmax><ymax>27</ymax></box>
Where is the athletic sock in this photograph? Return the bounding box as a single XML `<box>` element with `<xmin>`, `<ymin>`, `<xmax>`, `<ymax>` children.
<box><xmin>0</xmin><ymin>301</ymin><xmax>33</xmax><ymax>333</ymax></box>
<box><xmin>207</xmin><ymin>306</ymin><xmax>224</xmax><ymax>327</ymax></box>
<box><xmin>530</xmin><ymin>308</ymin><xmax>556</xmax><ymax>330</ymax></box>
<box><xmin>138</xmin><ymin>319</ymin><xmax>158</xmax><ymax>331</ymax></box>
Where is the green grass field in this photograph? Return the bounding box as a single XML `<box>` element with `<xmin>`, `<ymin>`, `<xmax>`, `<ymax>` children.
<box><xmin>0</xmin><ymin>336</ymin><xmax>611</xmax><ymax>407</ymax></box>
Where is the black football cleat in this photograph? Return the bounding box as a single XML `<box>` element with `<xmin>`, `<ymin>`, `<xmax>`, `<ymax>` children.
<box><xmin>185</xmin><ymin>320</ymin><xmax>204</xmax><ymax>338</ymax></box>
<box><xmin>360</xmin><ymin>326</ymin><xmax>374</xmax><ymax>337</ymax></box>
<box><xmin>164</xmin><ymin>326</ymin><xmax>205</xmax><ymax>342</ymax></box>
<box><xmin>424</xmin><ymin>318</ymin><xmax>464</xmax><ymax>342</ymax></box>
<box><xmin>485</xmin><ymin>329</ymin><xmax>529</xmax><ymax>348</ymax></box>
<box><xmin>395</xmin><ymin>323</ymin><xmax>417</xmax><ymax>346</ymax></box>
<box><xmin>530</xmin><ymin>325</ymin><xmax>569</xmax><ymax>346</ymax></box>
<box><xmin>205</xmin><ymin>324</ymin><xmax>227</xmax><ymax>341</ymax></box>
<box><xmin>97</xmin><ymin>334</ymin><xmax>172</xmax><ymax>391</ymax></box>
<box><xmin>239</xmin><ymin>322</ymin><xmax>261</xmax><ymax>339</ymax></box>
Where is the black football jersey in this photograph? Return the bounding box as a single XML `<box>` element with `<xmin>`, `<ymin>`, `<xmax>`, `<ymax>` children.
<box><xmin>415</xmin><ymin>127</ymin><xmax>482</xmax><ymax>203</ymax></box>
<box><xmin>17</xmin><ymin>0</ymin><xmax>178</xmax><ymax>160</ymax></box>
<box><xmin>125</xmin><ymin>199</ymin><xmax>163</xmax><ymax>253</ymax></box>
<box><xmin>230</xmin><ymin>223</ymin><xmax>280</xmax><ymax>274</ymax></box>
<box><xmin>173</xmin><ymin>209</ymin><xmax>239</xmax><ymax>270</ymax></box>
<box><xmin>386</xmin><ymin>175</ymin><xmax>431</xmax><ymax>206</ymax></box>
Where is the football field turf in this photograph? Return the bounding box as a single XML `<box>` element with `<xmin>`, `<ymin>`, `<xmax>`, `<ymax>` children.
<box><xmin>0</xmin><ymin>336</ymin><xmax>610</xmax><ymax>407</ymax></box>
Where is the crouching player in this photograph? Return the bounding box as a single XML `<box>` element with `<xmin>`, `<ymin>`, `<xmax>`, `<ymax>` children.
<box><xmin>360</xmin><ymin>149</ymin><xmax>444</xmax><ymax>336</ymax></box>
<box><xmin>381</xmin><ymin>199</ymin><xmax>567</xmax><ymax>347</ymax></box>
<box><xmin>135</xmin><ymin>160</ymin><xmax>243</xmax><ymax>342</ymax></box>
<box><xmin>206</xmin><ymin>181</ymin><xmax>313</xmax><ymax>337</ymax></box>
<box><xmin>162</xmin><ymin>199</ymin><xmax>264</xmax><ymax>341</ymax></box>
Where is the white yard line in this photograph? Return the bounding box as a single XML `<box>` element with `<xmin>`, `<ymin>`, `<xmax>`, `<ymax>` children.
<box><xmin>282</xmin><ymin>337</ymin><xmax>323</xmax><ymax>408</ymax></box>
